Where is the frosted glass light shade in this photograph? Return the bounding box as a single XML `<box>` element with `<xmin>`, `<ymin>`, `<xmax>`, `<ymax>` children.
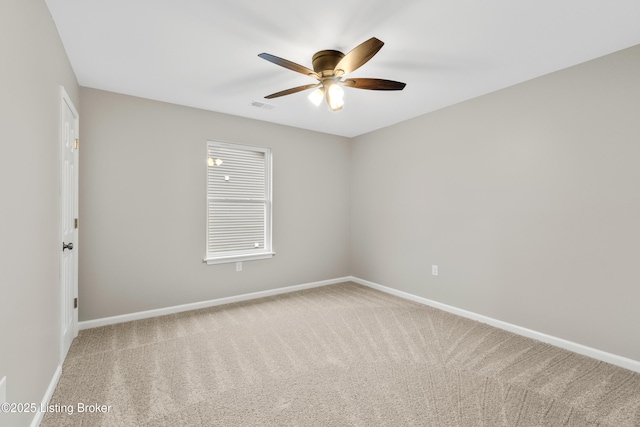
<box><xmin>326</xmin><ymin>84</ymin><xmax>344</xmax><ymax>111</ymax></box>
<box><xmin>308</xmin><ymin>88</ymin><xmax>324</xmax><ymax>106</ymax></box>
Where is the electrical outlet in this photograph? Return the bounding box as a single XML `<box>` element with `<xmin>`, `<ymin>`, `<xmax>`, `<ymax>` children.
<box><xmin>0</xmin><ymin>376</ymin><xmax>6</xmax><ymax>404</ymax></box>
<box><xmin>236</xmin><ymin>262</ymin><xmax>242</xmax><ymax>272</ymax></box>
<box><xmin>432</xmin><ymin>265</ymin><xmax>439</xmax><ymax>276</ymax></box>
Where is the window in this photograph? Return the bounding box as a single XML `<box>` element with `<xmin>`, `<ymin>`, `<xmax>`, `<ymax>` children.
<box><xmin>205</xmin><ymin>141</ymin><xmax>273</xmax><ymax>264</ymax></box>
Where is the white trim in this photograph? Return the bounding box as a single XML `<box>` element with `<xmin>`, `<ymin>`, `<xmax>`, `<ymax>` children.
<box><xmin>0</xmin><ymin>376</ymin><xmax>6</xmax><ymax>404</ymax></box>
<box><xmin>349</xmin><ymin>276</ymin><xmax>640</xmax><ymax>373</ymax></box>
<box><xmin>204</xmin><ymin>251</ymin><xmax>275</xmax><ymax>265</ymax></box>
<box><xmin>77</xmin><ymin>274</ymin><xmax>639</xmax><ymax>373</ymax></box>
<box><xmin>30</xmin><ymin>365</ymin><xmax>62</xmax><ymax>427</ymax></box>
<box><xmin>79</xmin><ymin>277</ymin><xmax>351</xmax><ymax>330</ymax></box>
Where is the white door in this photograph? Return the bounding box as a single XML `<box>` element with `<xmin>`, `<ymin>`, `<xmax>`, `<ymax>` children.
<box><xmin>60</xmin><ymin>87</ymin><xmax>79</xmax><ymax>362</ymax></box>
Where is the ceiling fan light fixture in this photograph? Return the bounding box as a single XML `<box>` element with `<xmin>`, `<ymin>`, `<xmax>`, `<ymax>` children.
<box><xmin>326</xmin><ymin>83</ymin><xmax>344</xmax><ymax>111</ymax></box>
<box><xmin>308</xmin><ymin>87</ymin><xmax>324</xmax><ymax>107</ymax></box>
<box><xmin>259</xmin><ymin>37</ymin><xmax>405</xmax><ymax>112</ymax></box>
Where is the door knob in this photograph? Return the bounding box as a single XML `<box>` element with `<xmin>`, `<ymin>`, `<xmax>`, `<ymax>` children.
<box><xmin>63</xmin><ymin>242</ymin><xmax>73</xmax><ymax>251</ymax></box>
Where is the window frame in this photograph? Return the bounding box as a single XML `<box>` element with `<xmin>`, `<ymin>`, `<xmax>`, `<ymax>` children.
<box><xmin>204</xmin><ymin>140</ymin><xmax>274</xmax><ymax>265</ymax></box>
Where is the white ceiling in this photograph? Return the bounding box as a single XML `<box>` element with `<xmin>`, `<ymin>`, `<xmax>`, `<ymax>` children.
<box><xmin>45</xmin><ymin>0</ymin><xmax>640</xmax><ymax>138</ymax></box>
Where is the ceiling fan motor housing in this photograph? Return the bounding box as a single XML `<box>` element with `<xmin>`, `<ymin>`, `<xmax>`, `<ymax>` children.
<box><xmin>312</xmin><ymin>50</ymin><xmax>345</xmax><ymax>76</ymax></box>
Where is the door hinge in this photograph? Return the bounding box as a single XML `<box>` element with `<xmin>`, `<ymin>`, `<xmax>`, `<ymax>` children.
<box><xmin>74</xmin><ymin>138</ymin><xmax>79</xmax><ymax>149</ymax></box>
<box><xmin>74</xmin><ymin>298</ymin><xmax>78</xmax><ymax>309</ymax></box>
<box><xmin>74</xmin><ymin>218</ymin><xmax>78</xmax><ymax>229</ymax></box>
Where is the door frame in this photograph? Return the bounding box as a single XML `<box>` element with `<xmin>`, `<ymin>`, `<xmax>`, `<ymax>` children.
<box><xmin>59</xmin><ymin>86</ymin><xmax>79</xmax><ymax>363</ymax></box>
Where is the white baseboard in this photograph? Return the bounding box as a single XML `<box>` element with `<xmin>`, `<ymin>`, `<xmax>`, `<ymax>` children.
<box><xmin>30</xmin><ymin>365</ymin><xmax>62</xmax><ymax>427</ymax></box>
<box><xmin>349</xmin><ymin>276</ymin><xmax>640</xmax><ymax>373</ymax></box>
<box><xmin>77</xmin><ymin>275</ymin><xmax>639</xmax><ymax>373</ymax></box>
<box><xmin>79</xmin><ymin>277</ymin><xmax>352</xmax><ymax>330</ymax></box>
<box><xmin>0</xmin><ymin>376</ymin><xmax>6</xmax><ymax>404</ymax></box>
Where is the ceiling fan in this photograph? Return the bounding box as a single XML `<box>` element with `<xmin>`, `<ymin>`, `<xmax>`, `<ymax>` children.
<box><xmin>258</xmin><ymin>37</ymin><xmax>406</xmax><ymax>111</ymax></box>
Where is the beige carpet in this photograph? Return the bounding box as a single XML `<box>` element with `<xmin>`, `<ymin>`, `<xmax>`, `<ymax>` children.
<box><xmin>41</xmin><ymin>282</ymin><xmax>640</xmax><ymax>426</ymax></box>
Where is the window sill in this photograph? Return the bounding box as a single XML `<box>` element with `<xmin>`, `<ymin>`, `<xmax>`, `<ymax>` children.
<box><xmin>204</xmin><ymin>252</ymin><xmax>275</xmax><ymax>265</ymax></box>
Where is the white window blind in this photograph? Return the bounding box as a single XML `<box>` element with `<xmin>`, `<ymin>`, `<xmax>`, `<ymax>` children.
<box><xmin>205</xmin><ymin>141</ymin><xmax>273</xmax><ymax>264</ymax></box>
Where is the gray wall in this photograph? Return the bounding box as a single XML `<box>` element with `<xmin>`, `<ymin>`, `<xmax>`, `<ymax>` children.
<box><xmin>0</xmin><ymin>0</ymin><xmax>79</xmax><ymax>425</ymax></box>
<box><xmin>78</xmin><ymin>88</ymin><xmax>351</xmax><ymax>320</ymax></box>
<box><xmin>350</xmin><ymin>45</ymin><xmax>640</xmax><ymax>361</ymax></box>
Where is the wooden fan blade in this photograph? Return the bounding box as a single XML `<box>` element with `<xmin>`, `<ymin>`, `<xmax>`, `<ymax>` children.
<box><xmin>334</xmin><ymin>37</ymin><xmax>384</xmax><ymax>76</ymax></box>
<box><xmin>258</xmin><ymin>53</ymin><xmax>320</xmax><ymax>79</ymax></box>
<box><xmin>265</xmin><ymin>83</ymin><xmax>320</xmax><ymax>99</ymax></box>
<box><xmin>343</xmin><ymin>78</ymin><xmax>406</xmax><ymax>91</ymax></box>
